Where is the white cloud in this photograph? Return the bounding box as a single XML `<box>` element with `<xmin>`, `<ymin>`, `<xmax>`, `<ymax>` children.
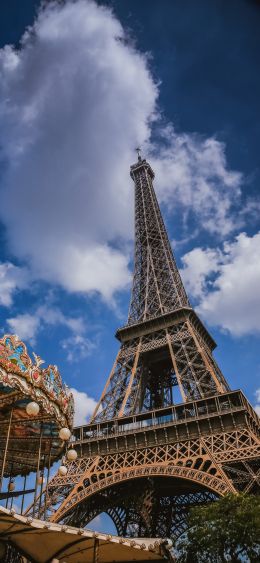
<box><xmin>151</xmin><ymin>127</ymin><xmax>244</xmax><ymax>236</ymax></box>
<box><xmin>7</xmin><ymin>313</ymin><xmax>40</xmax><ymax>342</ymax></box>
<box><xmin>181</xmin><ymin>247</ymin><xmax>220</xmax><ymax>299</ymax></box>
<box><xmin>0</xmin><ymin>0</ymin><xmax>156</xmax><ymax>302</ymax></box>
<box><xmin>70</xmin><ymin>387</ymin><xmax>97</xmax><ymax>426</ymax></box>
<box><xmin>0</xmin><ymin>0</ymin><xmax>249</xmax><ymax>306</ymax></box>
<box><xmin>6</xmin><ymin>304</ymin><xmax>86</xmax><ymax>345</ymax></box>
<box><xmin>0</xmin><ymin>262</ymin><xmax>28</xmax><ymax>307</ymax></box>
<box><xmin>181</xmin><ymin>232</ymin><xmax>260</xmax><ymax>336</ymax></box>
<box><xmin>36</xmin><ymin>304</ymin><xmax>85</xmax><ymax>334</ymax></box>
<box><xmin>62</xmin><ymin>334</ymin><xmax>97</xmax><ymax>362</ymax></box>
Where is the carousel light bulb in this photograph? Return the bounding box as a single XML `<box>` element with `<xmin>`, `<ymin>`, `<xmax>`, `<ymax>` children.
<box><xmin>59</xmin><ymin>427</ymin><xmax>71</xmax><ymax>441</ymax></box>
<box><xmin>26</xmin><ymin>402</ymin><xmax>40</xmax><ymax>416</ymax></box>
<box><xmin>67</xmin><ymin>448</ymin><xmax>77</xmax><ymax>461</ymax></box>
<box><xmin>58</xmin><ymin>465</ymin><xmax>68</xmax><ymax>476</ymax></box>
<box><xmin>8</xmin><ymin>481</ymin><xmax>15</xmax><ymax>492</ymax></box>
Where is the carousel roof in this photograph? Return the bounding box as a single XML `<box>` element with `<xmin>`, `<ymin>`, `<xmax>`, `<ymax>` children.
<box><xmin>0</xmin><ymin>507</ymin><xmax>173</xmax><ymax>562</ymax></box>
<box><xmin>0</xmin><ymin>334</ymin><xmax>74</xmax><ymax>476</ymax></box>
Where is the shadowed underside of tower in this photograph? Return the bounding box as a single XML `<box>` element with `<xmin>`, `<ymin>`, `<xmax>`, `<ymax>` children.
<box><xmin>40</xmin><ymin>157</ymin><xmax>260</xmax><ymax>541</ymax></box>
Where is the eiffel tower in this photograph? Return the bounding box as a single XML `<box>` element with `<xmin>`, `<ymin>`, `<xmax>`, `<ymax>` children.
<box><xmin>46</xmin><ymin>154</ymin><xmax>260</xmax><ymax>540</ymax></box>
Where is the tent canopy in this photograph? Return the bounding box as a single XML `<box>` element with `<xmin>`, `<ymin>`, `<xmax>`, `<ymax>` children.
<box><xmin>0</xmin><ymin>507</ymin><xmax>172</xmax><ymax>562</ymax></box>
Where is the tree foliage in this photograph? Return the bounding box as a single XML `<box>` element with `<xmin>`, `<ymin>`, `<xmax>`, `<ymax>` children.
<box><xmin>176</xmin><ymin>493</ymin><xmax>260</xmax><ymax>562</ymax></box>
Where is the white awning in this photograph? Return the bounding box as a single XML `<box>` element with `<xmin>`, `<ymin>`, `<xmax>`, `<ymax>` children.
<box><xmin>0</xmin><ymin>506</ymin><xmax>173</xmax><ymax>562</ymax></box>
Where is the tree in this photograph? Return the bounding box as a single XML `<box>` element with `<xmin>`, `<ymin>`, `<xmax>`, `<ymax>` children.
<box><xmin>176</xmin><ymin>493</ymin><xmax>260</xmax><ymax>562</ymax></box>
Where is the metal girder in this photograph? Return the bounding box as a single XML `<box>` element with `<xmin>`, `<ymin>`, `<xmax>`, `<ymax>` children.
<box><xmin>46</xmin><ymin>158</ymin><xmax>260</xmax><ymax>543</ymax></box>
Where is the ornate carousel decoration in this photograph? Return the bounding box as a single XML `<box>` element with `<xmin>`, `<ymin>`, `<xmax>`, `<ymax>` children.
<box><xmin>0</xmin><ymin>334</ymin><xmax>74</xmax><ymax>518</ymax></box>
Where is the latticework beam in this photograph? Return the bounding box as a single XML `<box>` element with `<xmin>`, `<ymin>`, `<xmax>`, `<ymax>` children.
<box><xmin>46</xmin><ymin>158</ymin><xmax>260</xmax><ymax>543</ymax></box>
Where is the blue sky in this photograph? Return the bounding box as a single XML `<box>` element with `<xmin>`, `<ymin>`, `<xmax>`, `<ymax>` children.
<box><xmin>0</xmin><ymin>0</ymin><xmax>260</xmax><ymax>430</ymax></box>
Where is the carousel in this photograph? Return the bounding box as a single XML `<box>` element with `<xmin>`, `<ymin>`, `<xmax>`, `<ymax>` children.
<box><xmin>0</xmin><ymin>334</ymin><xmax>74</xmax><ymax>519</ymax></box>
<box><xmin>0</xmin><ymin>333</ymin><xmax>77</xmax><ymax>562</ymax></box>
<box><xmin>0</xmin><ymin>334</ymin><xmax>172</xmax><ymax>562</ymax></box>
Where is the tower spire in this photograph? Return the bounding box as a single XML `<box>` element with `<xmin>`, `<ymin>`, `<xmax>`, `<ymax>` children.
<box><xmin>135</xmin><ymin>147</ymin><xmax>142</xmax><ymax>161</ymax></box>
<box><xmin>128</xmin><ymin>155</ymin><xmax>190</xmax><ymax>325</ymax></box>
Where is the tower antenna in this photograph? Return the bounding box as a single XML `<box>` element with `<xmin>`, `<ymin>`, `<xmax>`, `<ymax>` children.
<box><xmin>135</xmin><ymin>147</ymin><xmax>142</xmax><ymax>161</ymax></box>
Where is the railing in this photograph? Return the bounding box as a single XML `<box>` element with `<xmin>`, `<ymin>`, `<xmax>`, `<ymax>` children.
<box><xmin>73</xmin><ymin>390</ymin><xmax>256</xmax><ymax>444</ymax></box>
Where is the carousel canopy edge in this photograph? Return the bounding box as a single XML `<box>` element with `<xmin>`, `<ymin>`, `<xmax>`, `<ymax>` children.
<box><xmin>0</xmin><ymin>334</ymin><xmax>74</xmax><ymax>428</ymax></box>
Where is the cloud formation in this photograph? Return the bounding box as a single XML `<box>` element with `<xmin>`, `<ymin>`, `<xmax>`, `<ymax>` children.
<box><xmin>0</xmin><ymin>0</ymin><xmax>248</xmax><ymax>306</ymax></box>
<box><xmin>6</xmin><ymin>304</ymin><xmax>86</xmax><ymax>345</ymax></box>
<box><xmin>7</xmin><ymin>313</ymin><xmax>40</xmax><ymax>342</ymax></box>
<box><xmin>0</xmin><ymin>262</ymin><xmax>28</xmax><ymax>306</ymax></box>
<box><xmin>151</xmin><ymin>127</ymin><xmax>243</xmax><ymax>236</ymax></box>
<box><xmin>70</xmin><ymin>387</ymin><xmax>97</xmax><ymax>426</ymax></box>
<box><xmin>181</xmin><ymin>232</ymin><xmax>260</xmax><ymax>336</ymax></box>
<box><xmin>62</xmin><ymin>334</ymin><xmax>97</xmax><ymax>362</ymax></box>
<box><xmin>0</xmin><ymin>0</ymin><xmax>155</xmax><ymax>301</ymax></box>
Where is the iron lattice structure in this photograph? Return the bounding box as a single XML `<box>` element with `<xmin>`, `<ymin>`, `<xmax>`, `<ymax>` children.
<box><xmin>42</xmin><ymin>156</ymin><xmax>260</xmax><ymax>541</ymax></box>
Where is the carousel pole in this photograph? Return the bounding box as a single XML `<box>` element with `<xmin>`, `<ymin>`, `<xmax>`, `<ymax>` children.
<box><xmin>0</xmin><ymin>407</ymin><xmax>13</xmax><ymax>493</ymax></box>
<box><xmin>93</xmin><ymin>538</ymin><xmax>99</xmax><ymax>563</ymax></box>
<box><xmin>38</xmin><ymin>457</ymin><xmax>45</xmax><ymax>517</ymax></box>
<box><xmin>20</xmin><ymin>474</ymin><xmax>27</xmax><ymax>515</ymax></box>
<box><xmin>44</xmin><ymin>440</ymin><xmax>52</xmax><ymax>521</ymax></box>
<box><xmin>6</xmin><ymin>463</ymin><xmax>14</xmax><ymax>509</ymax></box>
<box><xmin>32</xmin><ymin>423</ymin><xmax>43</xmax><ymax>518</ymax></box>
<box><xmin>10</xmin><ymin>485</ymin><xmax>14</xmax><ymax>510</ymax></box>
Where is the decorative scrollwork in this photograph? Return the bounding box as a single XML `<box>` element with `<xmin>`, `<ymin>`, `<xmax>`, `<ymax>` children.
<box><xmin>0</xmin><ymin>334</ymin><xmax>74</xmax><ymax>428</ymax></box>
